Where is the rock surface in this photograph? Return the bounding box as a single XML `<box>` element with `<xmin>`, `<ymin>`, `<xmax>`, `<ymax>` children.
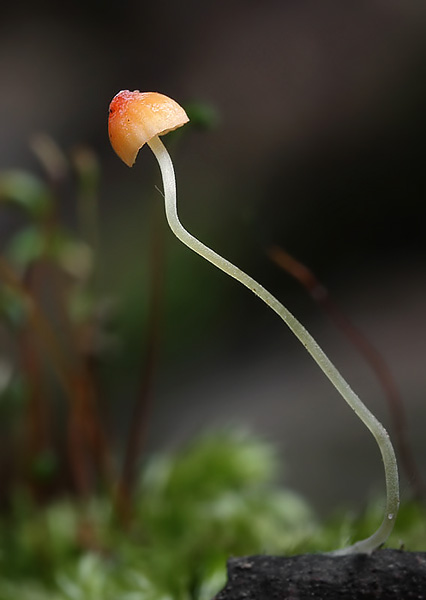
<box><xmin>214</xmin><ymin>550</ymin><xmax>426</xmax><ymax>600</ymax></box>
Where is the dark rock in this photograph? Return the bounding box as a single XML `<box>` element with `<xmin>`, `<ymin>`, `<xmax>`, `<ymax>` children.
<box><xmin>213</xmin><ymin>549</ymin><xmax>426</xmax><ymax>600</ymax></box>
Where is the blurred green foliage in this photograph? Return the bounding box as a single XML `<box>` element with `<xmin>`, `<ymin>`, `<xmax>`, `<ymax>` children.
<box><xmin>0</xmin><ymin>430</ymin><xmax>312</xmax><ymax>599</ymax></box>
<box><xmin>0</xmin><ymin>429</ymin><xmax>424</xmax><ymax>599</ymax></box>
<box><xmin>0</xmin><ymin>170</ymin><xmax>53</xmax><ymax>220</ymax></box>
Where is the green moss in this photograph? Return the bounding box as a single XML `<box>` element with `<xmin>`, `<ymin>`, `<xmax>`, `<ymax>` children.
<box><xmin>1</xmin><ymin>430</ymin><xmax>423</xmax><ymax>599</ymax></box>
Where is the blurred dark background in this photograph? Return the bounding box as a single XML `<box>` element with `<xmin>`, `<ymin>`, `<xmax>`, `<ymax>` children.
<box><xmin>0</xmin><ymin>0</ymin><xmax>425</xmax><ymax>514</ymax></box>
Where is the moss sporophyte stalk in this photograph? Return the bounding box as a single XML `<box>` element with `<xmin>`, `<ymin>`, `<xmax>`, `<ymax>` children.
<box><xmin>108</xmin><ymin>89</ymin><xmax>400</xmax><ymax>555</ymax></box>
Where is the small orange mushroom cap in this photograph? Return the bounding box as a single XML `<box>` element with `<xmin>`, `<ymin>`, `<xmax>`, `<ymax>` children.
<box><xmin>108</xmin><ymin>90</ymin><xmax>189</xmax><ymax>167</ymax></box>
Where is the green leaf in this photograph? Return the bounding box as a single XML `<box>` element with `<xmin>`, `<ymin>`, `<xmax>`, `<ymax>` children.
<box><xmin>0</xmin><ymin>286</ymin><xmax>29</xmax><ymax>328</ymax></box>
<box><xmin>6</xmin><ymin>226</ymin><xmax>93</xmax><ymax>279</ymax></box>
<box><xmin>0</xmin><ymin>171</ymin><xmax>53</xmax><ymax>220</ymax></box>
<box><xmin>6</xmin><ymin>227</ymin><xmax>46</xmax><ymax>267</ymax></box>
<box><xmin>184</xmin><ymin>102</ymin><xmax>220</xmax><ymax>131</ymax></box>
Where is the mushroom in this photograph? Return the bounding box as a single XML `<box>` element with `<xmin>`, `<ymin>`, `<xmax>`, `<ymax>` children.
<box><xmin>109</xmin><ymin>91</ymin><xmax>189</xmax><ymax>168</ymax></box>
<box><xmin>108</xmin><ymin>90</ymin><xmax>399</xmax><ymax>554</ymax></box>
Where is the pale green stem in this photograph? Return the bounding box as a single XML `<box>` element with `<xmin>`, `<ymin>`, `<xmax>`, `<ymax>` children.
<box><xmin>148</xmin><ymin>135</ymin><xmax>399</xmax><ymax>554</ymax></box>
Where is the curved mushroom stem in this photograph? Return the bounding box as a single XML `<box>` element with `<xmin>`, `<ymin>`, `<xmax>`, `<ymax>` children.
<box><xmin>147</xmin><ymin>135</ymin><xmax>399</xmax><ymax>554</ymax></box>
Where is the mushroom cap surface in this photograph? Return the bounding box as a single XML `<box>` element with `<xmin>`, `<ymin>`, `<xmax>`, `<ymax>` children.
<box><xmin>108</xmin><ymin>91</ymin><xmax>189</xmax><ymax>167</ymax></box>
